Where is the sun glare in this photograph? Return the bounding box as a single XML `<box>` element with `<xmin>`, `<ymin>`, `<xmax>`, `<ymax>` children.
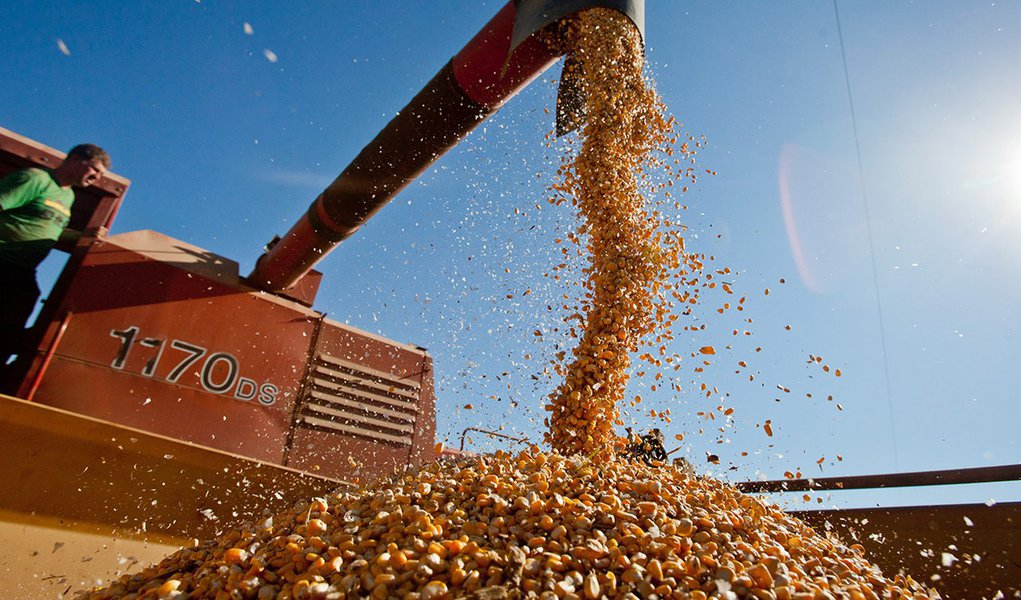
<box><xmin>1009</xmin><ymin>141</ymin><xmax>1021</xmax><ymax>196</ymax></box>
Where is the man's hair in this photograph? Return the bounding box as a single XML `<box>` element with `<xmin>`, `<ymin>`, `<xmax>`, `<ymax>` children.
<box><xmin>66</xmin><ymin>144</ymin><xmax>111</xmax><ymax>169</ymax></box>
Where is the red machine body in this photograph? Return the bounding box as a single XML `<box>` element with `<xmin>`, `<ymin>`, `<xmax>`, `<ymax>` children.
<box><xmin>11</xmin><ymin>224</ymin><xmax>436</xmax><ymax>478</ymax></box>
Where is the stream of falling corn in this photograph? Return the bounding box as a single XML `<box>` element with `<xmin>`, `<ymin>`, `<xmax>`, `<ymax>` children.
<box><xmin>80</xmin><ymin>9</ymin><xmax>940</xmax><ymax>600</ymax></box>
<box><xmin>543</xmin><ymin>8</ymin><xmax>672</xmax><ymax>460</ymax></box>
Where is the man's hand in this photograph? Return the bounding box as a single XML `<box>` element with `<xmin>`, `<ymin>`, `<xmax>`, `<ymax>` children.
<box><xmin>57</xmin><ymin>226</ymin><xmax>107</xmax><ymax>247</ymax></box>
<box><xmin>84</xmin><ymin>225</ymin><xmax>109</xmax><ymax>239</ymax></box>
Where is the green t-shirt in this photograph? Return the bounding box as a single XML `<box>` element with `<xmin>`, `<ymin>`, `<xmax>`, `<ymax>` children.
<box><xmin>0</xmin><ymin>168</ymin><xmax>75</xmax><ymax>270</ymax></box>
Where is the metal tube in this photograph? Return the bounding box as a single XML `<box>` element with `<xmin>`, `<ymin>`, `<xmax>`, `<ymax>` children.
<box><xmin>248</xmin><ymin>0</ymin><xmax>644</xmax><ymax>292</ymax></box>
<box><xmin>459</xmin><ymin>427</ymin><xmax>531</xmax><ymax>452</ymax></box>
<box><xmin>735</xmin><ymin>464</ymin><xmax>1021</xmax><ymax>494</ymax></box>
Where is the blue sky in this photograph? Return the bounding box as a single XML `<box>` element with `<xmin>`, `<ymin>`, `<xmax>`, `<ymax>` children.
<box><xmin>2</xmin><ymin>1</ymin><xmax>1019</xmax><ymax>508</ymax></box>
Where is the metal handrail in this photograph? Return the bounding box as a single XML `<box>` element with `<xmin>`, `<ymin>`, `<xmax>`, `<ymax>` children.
<box><xmin>736</xmin><ymin>463</ymin><xmax>1021</xmax><ymax>493</ymax></box>
<box><xmin>459</xmin><ymin>427</ymin><xmax>530</xmax><ymax>452</ymax></box>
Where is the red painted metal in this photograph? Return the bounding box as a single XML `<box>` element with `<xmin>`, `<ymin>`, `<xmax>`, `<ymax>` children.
<box><xmin>284</xmin><ymin>320</ymin><xmax>435</xmax><ymax>480</ymax></box>
<box><xmin>0</xmin><ymin>392</ymin><xmax>343</xmax><ymax>540</ymax></box>
<box><xmin>796</xmin><ymin>502</ymin><xmax>1021</xmax><ymax>597</ymax></box>
<box><xmin>246</xmin><ymin>209</ymin><xmax>332</xmax><ymax>298</ymax></box>
<box><xmin>2</xmin><ymin>126</ymin><xmax>440</xmax><ymax>482</ymax></box>
<box><xmin>451</xmin><ymin>2</ymin><xmax>561</xmax><ymax>109</ymax></box>
<box><xmin>24</xmin><ymin>312</ymin><xmax>71</xmax><ymax>402</ymax></box>
<box><xmin>31</xmin><ymin>231</ymin><xmax>315</xmax><ymax>463</ymax></box>
<box><xmin>21</xmin><ymin>229</ymin><xmax>438</xmax><ymax>474</ymax></box>
<box><xmin>414</xmin><ymin>355</ymin><xmax>438</xmax><ymax>465</ymax></box>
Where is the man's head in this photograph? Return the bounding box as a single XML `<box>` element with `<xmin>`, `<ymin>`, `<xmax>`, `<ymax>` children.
<box><xmin>55</xmin><ymin>144</ymin><xmax>111</xmax><ymax>188</ymax></box>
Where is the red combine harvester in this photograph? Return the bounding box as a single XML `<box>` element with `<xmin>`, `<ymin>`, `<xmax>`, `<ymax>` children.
<box><xmin>0</xmin><ymin>1</ymin><xmax>1016</xmax><ymax>597</ymax></box>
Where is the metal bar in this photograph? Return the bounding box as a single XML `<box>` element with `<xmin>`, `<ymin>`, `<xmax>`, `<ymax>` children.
<box><xmin>313</xmin><ymin>363</ymin><xmax>419</xmax><ymax>399</ymax></box>
<box><xmin>282</xmin><ymin>314</ymin><xmax>325</xmax><ymax>465</ymax></box>
<box><xmin>307</xmin><ymin>389</ymin><xmax>416</xmax><ymax>423</ymax></box>
<box><xmin>459</xmin><ymin>427</ymin><xmax>530</xmax><ymax>452</ymax></box>
<box><xmin>24</xmin><ymin>312</ymin><xmax>72</xmax><ymax>402</ymax></box>
<box><xmin>0</xmin><ymin>126</ymin><xmax>131</xmax><ymax>195</ymax></box>
<box><xmin>303</xmin><ymin>403</ymin><xmax>414</xmax><ymax>435</ymax></box>
<box><xmin>310</xmin><ymin>377</ymin><xmax>418</xmax><ymax>411</ymax></box>
<box><xmin>300</xmin><ymin>415</ymin><xmax>412</xmax><ymax>446</ymax></box>
<box><xmin>735</xmin><ymin>464</ymin><xmax>1021</xmax><ymax>493</ymax></box>
<box><xmin>316</xmin><ymin>353</ymin><xmax>421</xmax><ymax>390</ymax></box>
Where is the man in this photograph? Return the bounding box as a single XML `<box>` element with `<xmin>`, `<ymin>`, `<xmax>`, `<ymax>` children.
<box><xmin>0</xmin><ymin>144</ymin><xmax>110</xmax><ymax>363</ymax></box>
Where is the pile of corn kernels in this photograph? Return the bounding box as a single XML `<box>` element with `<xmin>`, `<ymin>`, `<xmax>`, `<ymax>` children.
<box><xmin>80</xmin><ymin>450</ymin><xmax>938</xmax><ymax>599</ymax></box>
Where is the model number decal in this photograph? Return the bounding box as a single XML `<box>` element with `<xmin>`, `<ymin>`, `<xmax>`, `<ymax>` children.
<box><xmin>109</xmin><ymin>326</ymin><xmax>280</xmax><ymax>406</ymax></box>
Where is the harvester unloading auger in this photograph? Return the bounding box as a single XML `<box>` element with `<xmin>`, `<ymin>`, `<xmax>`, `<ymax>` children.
<box><xmin>248</xmin><ymin>0</ymin><xmax>644</xmax><ymax>292</ymax></box>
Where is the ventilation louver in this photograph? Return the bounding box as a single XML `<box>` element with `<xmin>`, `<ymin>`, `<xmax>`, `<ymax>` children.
<box><xmin>297</xmin><ymin>353</ymin><xmax>421</xmax><ymax>446</ymax></box>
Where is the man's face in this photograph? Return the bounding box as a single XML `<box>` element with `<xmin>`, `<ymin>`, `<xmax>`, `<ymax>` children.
<box><xmin>67</xmin><ymin>157</ymin><xmax>107</xmax><ymax>187</ymax></box>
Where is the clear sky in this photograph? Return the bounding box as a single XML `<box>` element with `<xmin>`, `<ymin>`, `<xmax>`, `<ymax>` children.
<box><xmin>2</xmin><ymin>1</ymin><xmax>1019</xmax><ymax>509</ymax></box>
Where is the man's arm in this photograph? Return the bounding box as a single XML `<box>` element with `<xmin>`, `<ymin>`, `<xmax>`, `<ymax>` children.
<box><xmin>0</xmin><ymin>170</ymin><xmax>42</xmax><ymax>212</ymax></box>
<box><xmin>58</xmin><ymin>228</ymin><xmax>82</xmax><ymax>245</ymax></box>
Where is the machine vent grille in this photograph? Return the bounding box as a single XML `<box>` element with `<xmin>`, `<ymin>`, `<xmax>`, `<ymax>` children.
<box><xmin>298</xmin><ymin>353</ymin><xmax>421</xmax><ymax>446</ymax></box>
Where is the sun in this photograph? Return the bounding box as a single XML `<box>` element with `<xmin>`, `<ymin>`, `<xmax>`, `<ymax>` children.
<box><xmin>1009</xmin><ymin>142</ymin><xmax>1021</xmax><ymax>196</ymax></box>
